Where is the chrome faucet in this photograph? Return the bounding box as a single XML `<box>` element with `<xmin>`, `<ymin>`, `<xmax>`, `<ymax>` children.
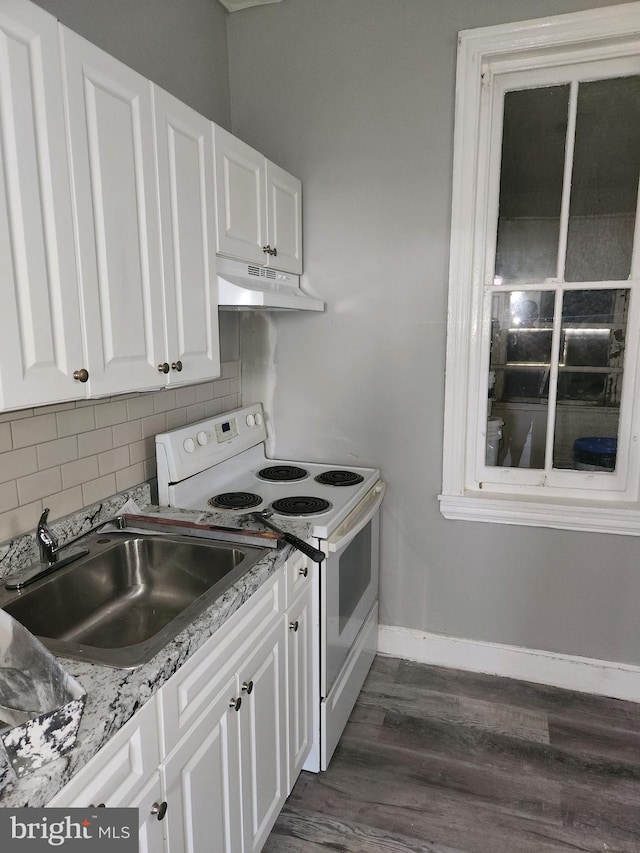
<box><xmin>5</xmin><ymin>508</ymin><xmax>124</xmax><ymax>591</ymax></box>
<box><xmin>36</xmin><ymin>508</ymin><xmax>58</xmax><ymax>564</ymax></box>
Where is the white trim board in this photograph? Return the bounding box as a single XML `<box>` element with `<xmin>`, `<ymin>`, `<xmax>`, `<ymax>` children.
<box><xmin>378</xmin><ymin>624</ymin><xmax>640</xmax><ymax>703</ymax></box>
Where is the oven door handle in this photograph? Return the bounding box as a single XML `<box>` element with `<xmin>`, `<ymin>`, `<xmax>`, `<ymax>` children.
<box><xmin>327</xmin><ymin>482</ymin><xmax>386</xmax><ymax>553</ymax></box>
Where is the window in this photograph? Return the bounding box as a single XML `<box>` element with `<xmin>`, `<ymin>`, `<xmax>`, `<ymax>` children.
<box><xmin>440</xmin><ymin>3</ymin><xmax>640</xmax><ymax>534</ymax></box>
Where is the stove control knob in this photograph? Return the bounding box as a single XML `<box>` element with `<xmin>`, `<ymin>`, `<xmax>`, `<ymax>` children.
<box><xmin>246</xmin><ymin>414</ymin><xmax>256</xmax><ymax>427</ymax></box>
<box><xmin>183</xmin><ymin>438</ymin><xmax>195</xmax><ymax>453</ymax></box>
<box><xmin>255</xmin><ymin>412</ymin><xmax>263</xmax><ymax>426</ymax></box>
<box><xmin>197</xmin><ymin>431</ymin><xmax>208</xmax><ymax>446</ymax></box>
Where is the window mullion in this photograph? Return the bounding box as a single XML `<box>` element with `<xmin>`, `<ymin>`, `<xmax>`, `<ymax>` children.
<box><xmin>556</xmin><ymin>80</ymin><xmax>578</xmax><ymax>281</ymax></box>
<box><xmin>543</xmin><ymin>287</ymin><xmax>564</xmax><ymax>473</ymax></box>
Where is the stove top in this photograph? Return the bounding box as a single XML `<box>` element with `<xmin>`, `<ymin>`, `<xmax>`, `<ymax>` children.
<box><xmin>156</xmin><ymin>404</ymin><xmax>380</xmax><ymax>539</ymax></box>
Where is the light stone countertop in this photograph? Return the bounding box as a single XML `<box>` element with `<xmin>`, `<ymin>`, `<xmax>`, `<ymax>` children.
<box><xmin>0</xmin><ymin>495</ymin><xmax>312</xmax><ymax>807</ymax></box>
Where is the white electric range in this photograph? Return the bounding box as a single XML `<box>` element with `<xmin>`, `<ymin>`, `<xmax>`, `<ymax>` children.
<box><xmin>155</xmin><ymin>403</ymin><xmax>385</xmax><ymax>770</ymax></box>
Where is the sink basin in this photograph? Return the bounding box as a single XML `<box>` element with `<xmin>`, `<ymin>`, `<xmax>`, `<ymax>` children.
<box><xmin>0</xmin><ymin>533</ymin><xmax>269</xmax><ymax>669</ymax></box>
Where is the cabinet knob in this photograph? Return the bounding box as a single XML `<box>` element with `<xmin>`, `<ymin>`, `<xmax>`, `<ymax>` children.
<box><xmin>171</xmin><ymin>360</ymin><xmax>183</xmax><ymax>372</ymax></box>
<box><xmin>289</xmin><ymin>621</ymin><xmax>299</xmax><ymax>632</ymax></box>
<box><xmin>299</xmin><ymin>566</ymin><xmax>308</xmax><ymax>578</ymax></box>
<box><xmin>262</xmin><ymin>244</ymin><xmax>271</xmax><ymax>255</ymax></box>
<box><xmin>271</xmin><ymin>246</ymin><xmax>278</xmax><ymax>257</ymax></box>
<box><xmin>242</xmin><ymin>680</ymin><xmax>254</xmax><ymax>694</ymax></box>
<box><xmin>229</xmin><ymin>696</ymin><xmax>242</xmax><ymax>711</ymax></box>
<box><xmin>89</xmin><ymin>803</ymin><xmax>105</xmax><ymax>808</ymax></box>
<box><xmin>158</xmin><ymin>362</ymin><xmax>170</xmax><ymax>374</ymax></box>
<box><xmin>73</xmin><ymin>368</ymin><xmax>89</xmax><ymax>383</ymax></box>
<box><xmin>150</xmin><ymin>801</ymin><xmax>168</xmax><ymax>821</ymax></box>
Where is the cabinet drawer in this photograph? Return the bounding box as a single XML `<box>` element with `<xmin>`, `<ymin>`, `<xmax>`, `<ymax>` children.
<box><xmin>48</xmin><ymin>699</ymin><xmax>160</xmax><ymax>807</ymax></box>
<box><xmin>157</xmin><ymin>568</ymin><xmax>284</xmax><ymax>757</ymax></box>
<box><xmin>286</xmin><ymin>552</ymin><xmax>312</xmax><ymax>606</ymax></box>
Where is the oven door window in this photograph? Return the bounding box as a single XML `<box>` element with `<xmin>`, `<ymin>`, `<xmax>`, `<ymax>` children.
<box><xmin>323</xmin><ymin>513</ymin><xmax>379</xmax><ymax>695</ymax></box>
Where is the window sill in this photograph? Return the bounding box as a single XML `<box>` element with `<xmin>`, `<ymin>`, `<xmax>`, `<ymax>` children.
<box><xmin>438</xmin><ymin>492</ymin><xmax>640</xmax><ymax>535</ymax></box>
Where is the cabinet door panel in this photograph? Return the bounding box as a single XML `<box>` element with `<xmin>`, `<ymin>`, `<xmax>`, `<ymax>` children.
<box><xmin>153</xmin><ymin>86</ymin><xmax>220</xmax><ymax>385</ymax></box>
<box><xmin>130</xmin><ymin>772</ymin><xmax>166</xmax><ymax>853</ymax></box>
<box><xmin>47</xmin><ymin>699</ymin><xmax>161</xmax><ymax>808</ymax></box>
<box><xmin>239</xmin><ymin>621</ymin><xmax>287</xmax><ymax>853</ymax></box>
<box><xmin>62</xmin><ymin>27</ymin><xmax>164</xmax><ymax>396</ymax></box>
<box><xmin>0</xmin><ymin>1</ymin><xmax>83</xmax><ymax>409</ymax></box>
<box><xmin>214</xmin><ymin>125</ymin><xmax>266</xmax><ymax>265</ymax></box>
<box><xmin>161</xmin><ymin>675</ymin><xmax>242</xmax><ymax>853</ymax></box>
<box><xmin>266</xmin><ymin>162</ymin><xmax>302</xmax><ymax>274</ymax></box>
<box><xmin>287</xmin><ymin>586</ymin><xmax>314</xmax><ymax>792</ymax></box>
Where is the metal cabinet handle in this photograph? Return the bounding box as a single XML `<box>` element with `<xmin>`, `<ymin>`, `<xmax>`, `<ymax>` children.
<box><xmin>271</xmin><ymin>246</ymin><xmax>278</xmax><ymax>257</ymax></box>
<box><xmin>171</xmin><ymin>360</ymin><xmax>183</xmax><ymax>372</ymax></box>
<box><xmin>299</xmin><ymin>566</ymin><xmax>308</xmax><ymax>578</ymax></box>
<box><xmin>229</xmin><ymin>696</ymin><xmax>242</xmax><ymax>711</ymax></box>
<box><xmin>242</xmin><ymin>680</ymin><xmax>254</xmax><ymax>694</ymax></box>
<box><xmin>262</xmin><ymin>244</ymin><xmax>271</xmax><ymax>255</ymax></box>
<box><xmin>89</xmin><ymin>803</ymin><xmax>105</xmax><ymax>808</ymax></box>
<box><xmin>289</xmin><ymin>621</ymin><xmax>299</xmax><ymax>632</ymax></box>
<box><xmin>158</xmin><ymin>362</ymin><xmax>170</xmax><ymax>374</ymax></box>
<box><xmin>150</xmin><ymin>801</ymin><xmax>168</xmax><ymax>821</ymax></box>
<box><xmin>73</xmin><ymin>368</ymin><xmax>89</xmax><ymax>383</ymax></box>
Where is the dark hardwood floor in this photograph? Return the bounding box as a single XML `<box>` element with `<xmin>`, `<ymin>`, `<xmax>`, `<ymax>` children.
<box><xmin>264</xmin><ymin>655</ymin><xmax>640</xmax><ymax>853</ymax></box>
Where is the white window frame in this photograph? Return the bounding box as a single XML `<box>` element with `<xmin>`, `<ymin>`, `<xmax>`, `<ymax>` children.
<box><xmin>439</xmin><ymin>1</ymin><xmax>640</xmax><ymax>535</ymax></box>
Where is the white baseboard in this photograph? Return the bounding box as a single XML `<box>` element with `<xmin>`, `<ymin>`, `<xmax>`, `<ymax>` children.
<box><xmin>378</xmin><ymin>624</ymin><xmax>640</xmax><ymax>703</ymax></box>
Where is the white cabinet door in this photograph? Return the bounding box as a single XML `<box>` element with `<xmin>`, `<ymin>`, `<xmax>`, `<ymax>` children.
<box><xmin>47</xmin><ymin>699</ymin><xmax>161</xmax><ymax>808</ymax></box>
<box><xmin>214</xmin><ymin>125</ymin><xmax>267</xmax><ymax>266</ymax></box>
<box><xmin>161</xmin><ymin>674</ymin><xmax>243</xmax><ymax>853</ymax></box>
<box><xmin>0</xmin><ymin>0</ymin><xmax>84</xmax><ymax>409</ymax></box>
<box><xmin>238</xmin><ymin>620</ymin><xmax>287</xmax><ymax>853</ymax></box>
<box><xmin>61</xmin><ymin>27</ymin><xmax>165</xmax><ymax>396</ymax></box>
<box><xmin>130</xmin><ymin>772</ymin><xmax>168</xmax><ymax>853</ymax></box>
<box><xmin>286</xmin><ymin>584</ymin><xmax>314</xmax><ymax>792</ymax></box>
<box><xmin>265</xmin><ymin>162</ymin><xmax>302</xmax><ymax>274</ymax></box>
<box><xmin>152</xmin><ymin>86</ymin><xmax>220</xmax><ymax>386</ymax></box>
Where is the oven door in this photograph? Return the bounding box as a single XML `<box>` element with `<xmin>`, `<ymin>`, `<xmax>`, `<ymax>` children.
<box><xmin>321</xmin><ymin>481</ymin><xmax>385</xmax><ymax>697</ymax></box>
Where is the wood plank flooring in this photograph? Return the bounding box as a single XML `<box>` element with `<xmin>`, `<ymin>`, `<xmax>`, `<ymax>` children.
<box><xmin>264</xmin><ymin>655</ymin><xmax>640</xmax><ymax>852</ymax></box>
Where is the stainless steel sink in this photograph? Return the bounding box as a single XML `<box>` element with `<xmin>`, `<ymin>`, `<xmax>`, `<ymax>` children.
<box><xmin>0</xmin><ymin>532</ymin><xmax>270</xmax><ymax>669</ymax></box>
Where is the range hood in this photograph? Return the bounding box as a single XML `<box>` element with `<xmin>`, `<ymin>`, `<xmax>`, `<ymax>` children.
<box><xmin>217</xmin><ymin>257</ymin><xmax>324</xmax><ymax>311</ymax></box>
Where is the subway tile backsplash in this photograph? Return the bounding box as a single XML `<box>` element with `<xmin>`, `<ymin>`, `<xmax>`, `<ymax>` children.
<box><xmin>0</xmin><ymin>361</ymin><xmax>241</xmax><ymax>543</ymax></box>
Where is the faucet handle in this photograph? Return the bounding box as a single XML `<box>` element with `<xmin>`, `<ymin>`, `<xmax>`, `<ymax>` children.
<box><xmin>37</xmin><ymin>507</ymin><xmax>58</xmax><ymax>562</ymax></box>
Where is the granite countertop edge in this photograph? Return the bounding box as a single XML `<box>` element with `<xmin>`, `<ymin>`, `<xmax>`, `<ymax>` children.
<box><xmin>0</xmin><ymin>493</ymin><xmax>310</xmax><ymax>808</ymax></box>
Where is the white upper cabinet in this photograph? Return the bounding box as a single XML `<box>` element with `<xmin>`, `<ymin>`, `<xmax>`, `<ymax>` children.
<box><xmin>61</xmin><ymin>26</ymin><xmax>166</xmax><ymax>397</ymax></box>
<box><xmin>0</xmin><ymin>0</ymin><xmax>84</xmax><ymax>409</ymax></box>
<box><xmin>152</xmin><ymin>86</ymin><xmax>220</xmax><ymax>385</ymax></box>
<box><xmin>266</xmin><ymin>161</ymin><xmax>302</xmax><ymax>275</ymax></box>
<box><xmin>214</xmin><ymin>125</ymin><xmax>302</xmax><ymax>274</ymax></box>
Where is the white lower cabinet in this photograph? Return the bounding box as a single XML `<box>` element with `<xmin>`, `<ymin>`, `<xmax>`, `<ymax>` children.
<box><xmin>48</xmin><ymin>562</ymin><xmax>313</xmax><ymax>852</ymax></box>
<box><xmin>161</xmin><ymin>674</ymin><xmax>242</xmax><ymax>853</ymax></box>
<box><xmin>130</xmin><ymin>772</ymin><xmax>168</xmax><ymax>853</ymax></box>
<box><xmin>286</xmin><ymin>578</ymin><xmax>314</xmax><ymax>792</ymax></box>
<box><xmin>238</xmin><ymin>621</ymin><xmax>287</xmax><ymax>853</ymax></box>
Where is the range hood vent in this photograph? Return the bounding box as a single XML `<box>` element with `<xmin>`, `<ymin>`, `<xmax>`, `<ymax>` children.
<box><xmin>217</xmin><ymin>257</ymin><xmax>324</xmax><ymax>311</ymax></box>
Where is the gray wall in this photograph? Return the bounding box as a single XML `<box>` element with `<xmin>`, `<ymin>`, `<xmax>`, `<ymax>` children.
<box><xmin>32</xmin><ymin>0</ymin><xmax>231</xmax><ymax>127</ymax></box>
<box><xmin>228</xmin><ymin>0</ymin><xmax>640</xmax><ymax>666</ymax></box>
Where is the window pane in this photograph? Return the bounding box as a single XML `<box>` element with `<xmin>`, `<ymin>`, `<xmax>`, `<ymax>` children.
<box><xmin>552</xmin><ymin>288</ymin><xmax>629</xmax><ymax>469</ymax></box>
<box><xmin>495</xmin><ymin>86</ymin><xmax>569</xmax><ymax>283</ymax></box>
<box><xmin>488</xmin><ymin>291</ymin><xmax>554</xmax><ymax>468</ymax></box>
<box><xmin>565</xmin><ymin>76</ymin><xmax>640</xmax><ymax>282</ymax></box>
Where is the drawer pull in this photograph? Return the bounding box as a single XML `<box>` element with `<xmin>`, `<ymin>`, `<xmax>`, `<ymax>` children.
<box><xmin>289</xmin><ymin>621</ymin><xmax>299</xmax><ymax>632</ymax></box>
<box><xmin>151</xmin><ymin>801</ymin><xmax>168</xmax><ymax>821</ymax></box>
<box><xmin>229</xmin><ymin>696</ymin><xmax>242</xmax><ymax>711</ymax></box>
<box><xmin>242</xmin><ymin>680</ymin><xmax>254</xmax><ymax>694</ymax></box>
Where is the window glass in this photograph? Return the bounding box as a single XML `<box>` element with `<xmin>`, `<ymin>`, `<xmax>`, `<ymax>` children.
<box><xmin>565</xmin><ymin>76</ymin><xmax>640</xmax><ymax>282</ymax></box>
<box><xmin>552</xmin><ymin>288</ymin><xmax>628</xmax><ymax>469</ymax></box>
<box><xmin>495</xmin><ymin>86</ymin><xmax>569</xmax><ymax>283</ymax></box>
